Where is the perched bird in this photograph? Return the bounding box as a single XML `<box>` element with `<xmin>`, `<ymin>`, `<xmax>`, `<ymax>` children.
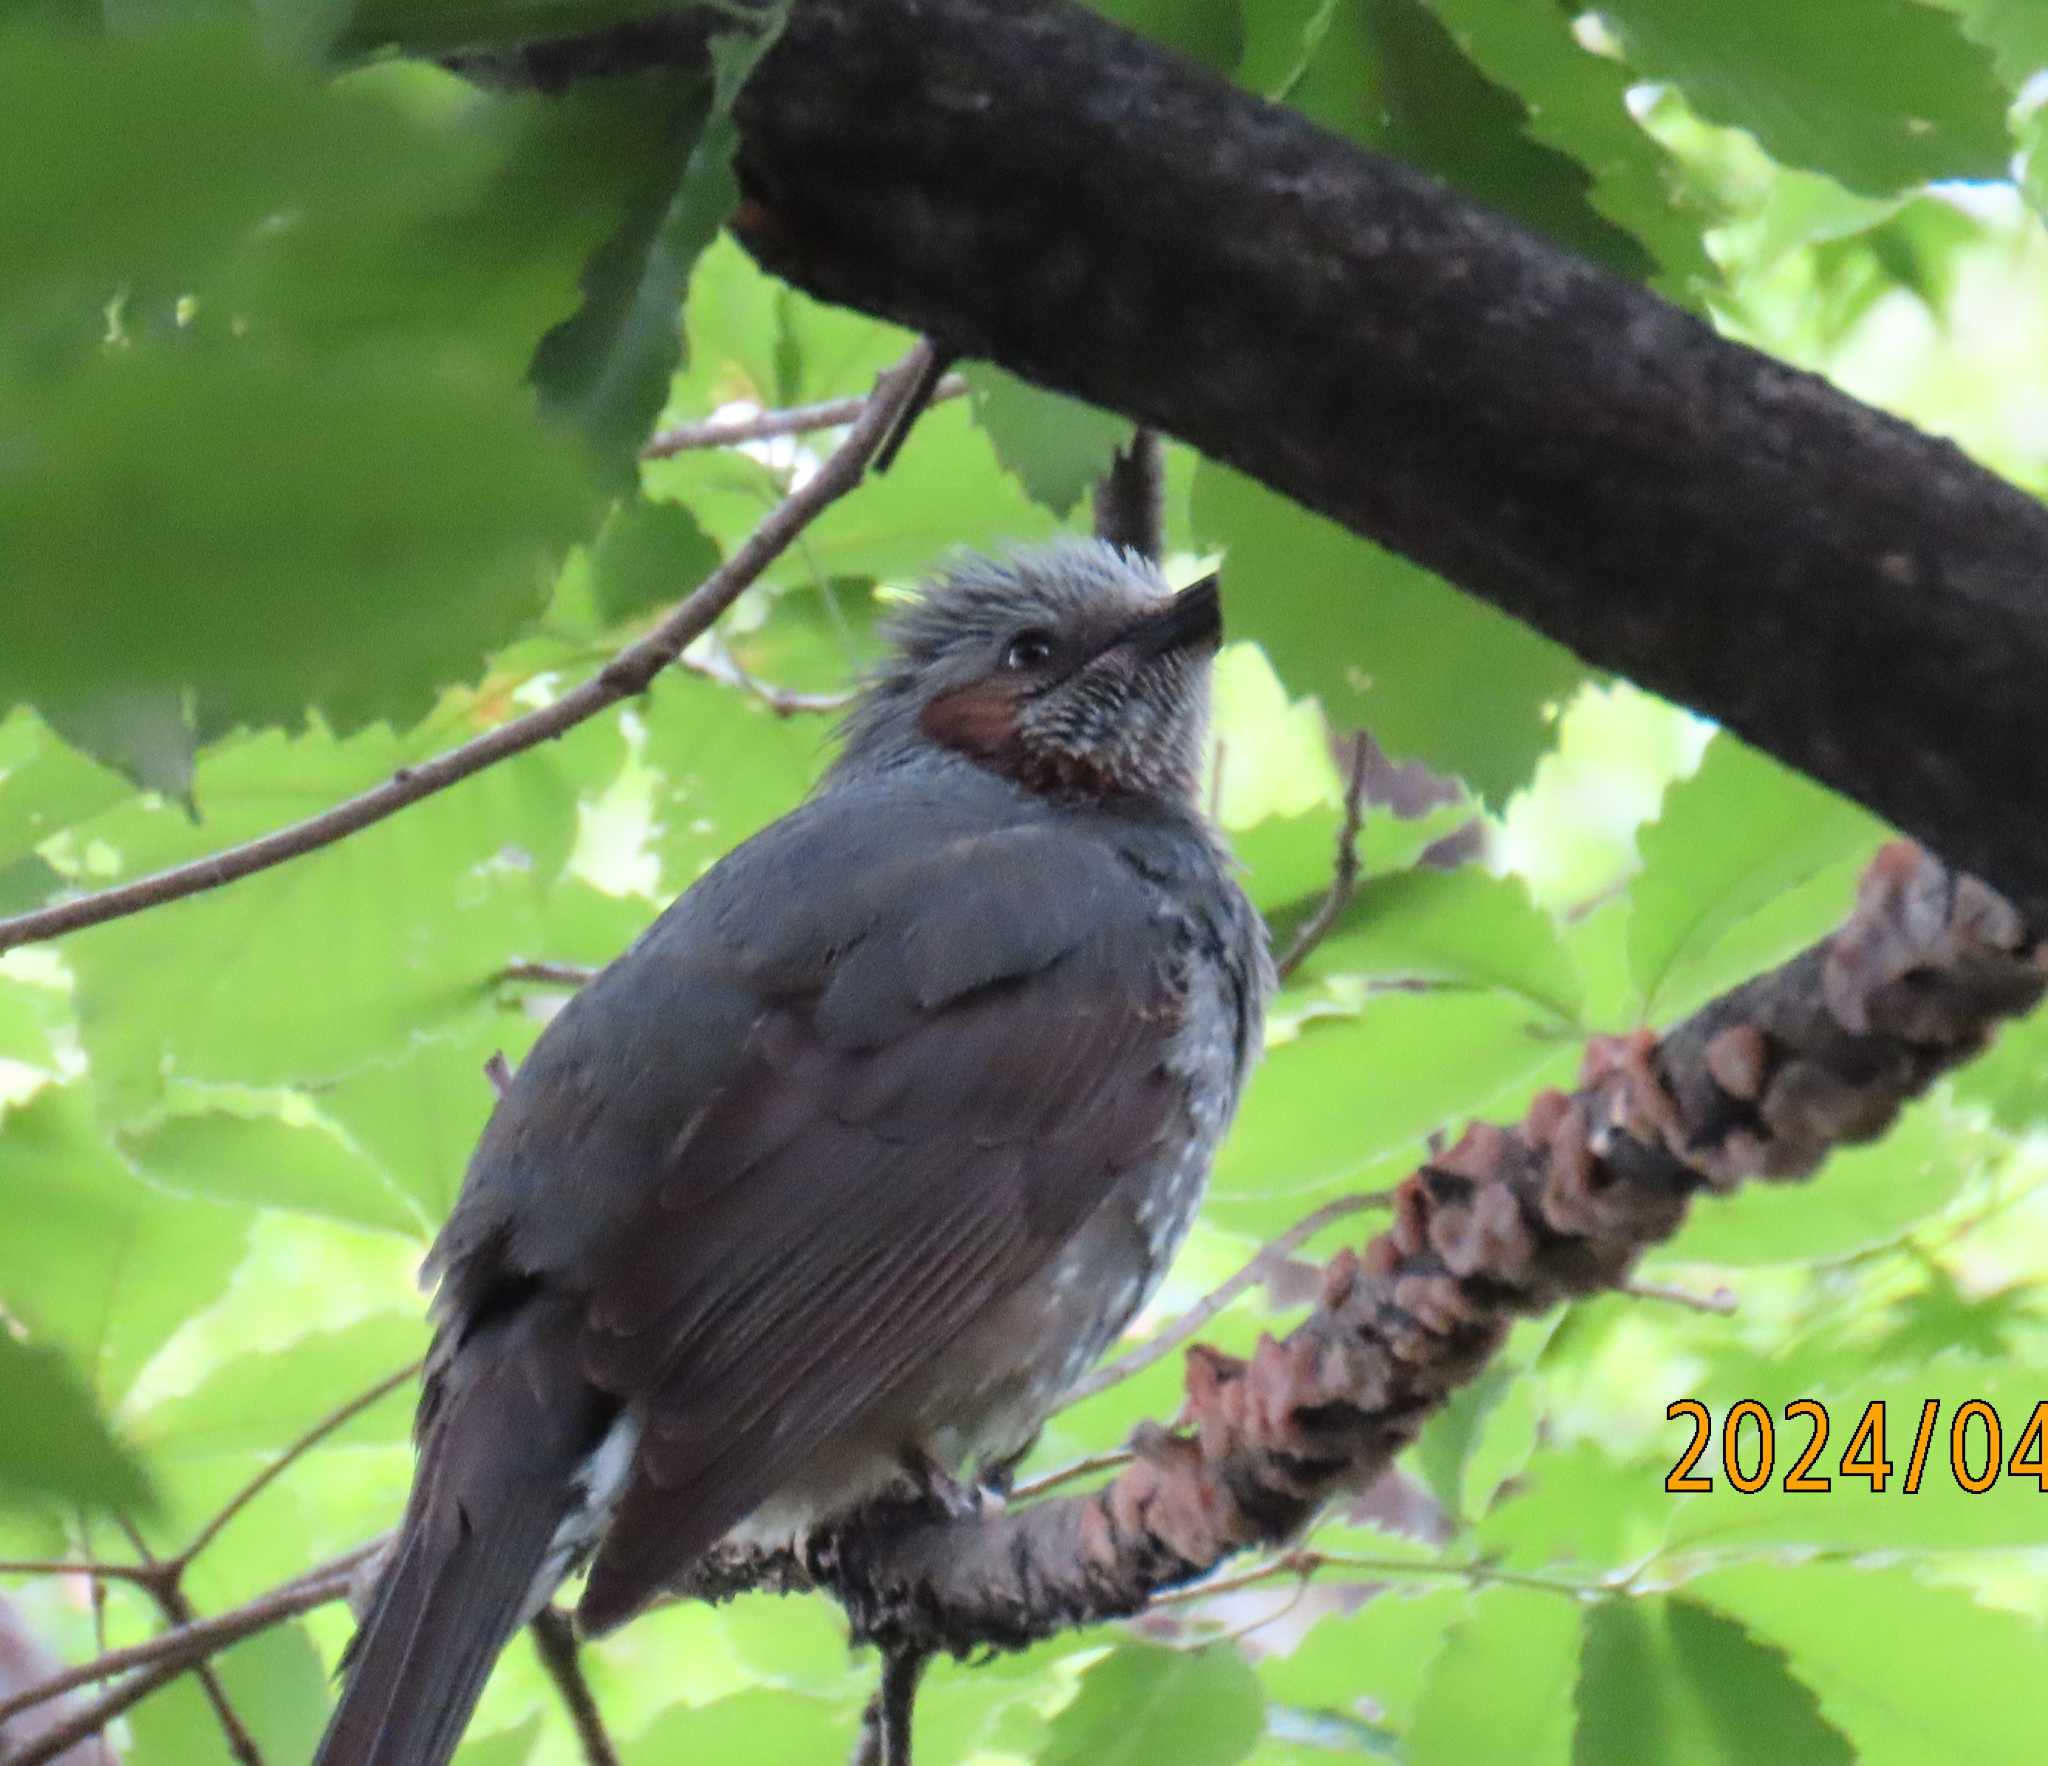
<box><xmin>314</xmin><ymin>541</ymin><xmax>1272</xmax><ymax>1765</ymax></box>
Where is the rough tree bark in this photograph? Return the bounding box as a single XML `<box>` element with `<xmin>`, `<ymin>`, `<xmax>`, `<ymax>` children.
<box><xmin>484</xmin><ymin>0</ymin><xmax>2048</xmax><ymax>920</ymax></box>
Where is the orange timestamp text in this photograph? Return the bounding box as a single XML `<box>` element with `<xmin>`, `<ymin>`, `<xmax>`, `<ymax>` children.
<box><xmin>1665</xmin><ymin>1398</ymin><xmax>2048</xmax><ymax>1495</ymax></box>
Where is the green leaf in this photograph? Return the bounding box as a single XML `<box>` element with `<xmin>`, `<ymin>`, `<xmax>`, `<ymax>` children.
<box><xmin>126</xmin><ymin>1622</ymin><xmax>328</xmax><ymax>1765</ymax></box>
<box><xmin>1041</xmin><ymin>1644</ymin><xmax>1265</xmax><ymax>1766</ymax></box>
<box><xmin>1409</xmin><ymin>1587</ymin><xmax>1580</xmax><ymax>1764</ymax></box>
<box><xmin>1627</xmin><ymin>732</ymin><xmax>1885</xmax><ymax>1021</ymax></box>
<box><xmin>1281</xmin><ymin>866</ymin><xmax>1583</xmax><ymax>1025</ymax></box>
<box><xmin>0</xmin><ymin>1334</ymin><xmax>153</xmax><ymax>1512</ymax></box>
<box><xmin>123</xmin><ymin>1101</ymin><xmax>426</xmax><ymax>1238</ymax></box>
<box><xmin>1193</xmin><ymin>464</ymin><xmax>1583</xmax><ymax>805</ymax></box>
<box><xmin>588</xmin><ymin>495</ymin><xmax>722</xmax><ymax>625</ymax></box>
<box><xmin>1576</xmin><ymin>1597</ymin><xmax>1852</xmax><ymax>1765</ymax></box>
<box><xmin>1</xmin><ymin>1085</ymin><xmax>254</xmax><ymax>1405</ymax></box>
<box><xmin>963</xmin><ymin>363</ymin><xmax>1133</xmax><ymax>518</ymax></box>
<box><xmin>1692</xmin><ymin>1564</ymin><xmax>2048</xmax><ymax>1764</ymax></box>
<box><xmin>1086</xmin><ymin>0</ymin><xmax>1244</xmax><ymax>71</ymax></box>
<box><xmin>60</xmin><ymin>708</ymin><xmax>624</xmax><ymax>1116</ymax></box>
<box><xmin>1419</xmin><ymin>0</ymin><xmax>1714</xmax><ymax>302</ymax></box>
<box><xmin>0</xmin><ymin>344</ymin><xmax>599</xmax><ymax>755</ymax></box>
<box><xmin>1210</xmin><ymin>992</ymin><xmax>1574</xmax><ymax>1230</ymax></box>
<box><xmin>629</xmin><ymin>1687</ymin><xmax>852</xmax><ymax>1760</ymax></box>
<box><xmin>1951</xmin><ymin>1003</ymin><xmax>2048</xmax><ymax>1134</ymax></box>
<box><xmin>1597</xmin><ymin>0</ymin><xmax>2010</xmax><ymax>195</ymax></box>
<box><xmin>1284</xmin><ymin>0</ymin><xmax>1655</xmax><ymax>280</ymax></box>
<box><xmin>530</xmin><ymin>20</ymin><xmax>785</xmax><ymax>485</ymax></box>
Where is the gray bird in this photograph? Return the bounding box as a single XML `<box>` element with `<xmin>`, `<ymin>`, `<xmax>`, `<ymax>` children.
<box><xmin>314</xmin><ymin>541</ymin><xmax>1272</xmax><ymax>1766</ymax></box>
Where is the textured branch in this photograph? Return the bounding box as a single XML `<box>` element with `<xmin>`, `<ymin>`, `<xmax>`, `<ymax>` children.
<box><xmin>671</xmin><ymin>842</ymin><xmax>2041</xmax><ymax>1655</ymax></box>
<box><xmin>0</xmin><ymin>342</ymin><xmax>941</xmax><ymax>957</ymax></box>
<box><xmin>474</xmin><ymin>0</ymin><xmax>2048</xmax><ymax>921</ymax></box>
<box><xmin>0</xmin><ymin>1549</ymin><xmax>372</xmax><ymax>1747</ymax></box>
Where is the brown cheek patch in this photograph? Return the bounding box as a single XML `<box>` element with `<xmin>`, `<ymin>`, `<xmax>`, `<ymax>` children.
<box><xmin>919</xmin><ymin>681</ymin><xmax>1023</xmax><ymax>760</ymax></box>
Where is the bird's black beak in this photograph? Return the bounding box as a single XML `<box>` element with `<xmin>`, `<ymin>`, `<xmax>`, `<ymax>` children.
<box><xmin>1122</xmin><ymin>573</ymin><xmax>1223</xmax><ymax>661</ymax></box>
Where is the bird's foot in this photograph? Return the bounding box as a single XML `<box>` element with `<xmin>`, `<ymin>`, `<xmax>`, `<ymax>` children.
<box><xmin>898</xmin><ymin>1447</ymin><xmax>1005</xmax><ymax>1521</ymax></box>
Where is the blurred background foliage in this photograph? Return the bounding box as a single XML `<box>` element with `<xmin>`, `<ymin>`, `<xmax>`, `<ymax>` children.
<box><xmin>5</xmin><ymin>0</ymin><xmax>2048</xmax><ymax>1760</ymax></box>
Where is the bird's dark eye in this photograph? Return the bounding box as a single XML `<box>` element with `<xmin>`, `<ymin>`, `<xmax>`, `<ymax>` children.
<box><xmin>1002</xmin><ymin>629</ymin><xmax>1056</xmax><ymax>671</ymax></box>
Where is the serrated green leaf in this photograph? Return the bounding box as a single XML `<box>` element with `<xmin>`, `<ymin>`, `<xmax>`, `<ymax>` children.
<box><xmin>589</xmin><ymin>495</ymin><xmax>722</xmax><ymax>625</ymax></box>
<box><xmin>123</xmin><ymin>1102</ymin><xmax>426</xmax><ymax>1237</ymax></box>
<box><xmin>1042</xmin><ymin>1644</ymin><xmax>1264</xmax><ymax>1766</ymax></box>
<box><xmin>1087</xmin><ymin>0</ymin><xmax>1244</xmax><ymax>70</ymax></box>
<box><xmin>60</xmin><ymin>708</ymin><xmax>624</xmax><ymax>1117</ymax></box>
<box><xmin>963</xmin><ymin>363</ymin><xmax>1133</xmax><ymax>519</ymax></box>
<box><xmin>1211</xmin><ymin>992</ymin><xmax>1573</xmax><ymax>1223</ymax></box>
<box><xmin>1410</xmin><ymin>1587</ymin><xmax>1580</xmax><ymax>1764</ymax></box>
<box><xmin>1</xmin><ymin>1085</ymin><xmax>253</xmax><ymax>1405</ymax></box>
<box><xmin>1420</xmin><ymin>0</ymin><xmax>1713</xmax><ymax>301</ymax></box>
<box><xmin>1576</xmin><ymin>1597</ymin><xmax>1852</xmax><ymax>1765</ymax></box>
<box><xmin>1285</xmin><ymin>0</ymin><xmax>1654</xmax><ymax>280</ymax></box>
<box><xmin>1598</xmin><ymin>0</ymin><xmax>2010</xmax><ymax>195</ymax></box>
<box><xmin>1692</xmin><ymin>1564</ymin><xmax>2048</xmax><ymax>1764</ymax></box>
<box><xmin>1282</xmin><ymin>866</ymin><xmax>1583</xmax><ymax>1025</ymax></box>
<box><xmin>0</xmin><ymin>1334</ymin><xmax>153</xmax><ymax>1512</ymax></box>
<box><xmin>1193</xmin><ymin>464</ymin><xmax>1583</xmax><ymax>805</ymax></box>
<box><xmin>1628</xmin><ymin>733</ymin><xmax>1885</xmax><ymax>1021</ymax></box>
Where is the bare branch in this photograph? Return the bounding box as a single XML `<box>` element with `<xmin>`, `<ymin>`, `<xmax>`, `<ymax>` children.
<box><xmin>1275</xmin><ymin>734</ymin><xmax>1371</xmax><ymax>982</ymax></box>
<box><xmin>0</xmin><ymin>341</ymin><xmax>944</xmax><ymax>958</ymax></box>
<box><xmin>529</xmin><ymin>1608</ymin><xmax>619</xmax><ymax>1766</ymax></box>
<box><xmin>1007</xmin><ymin>1449</ymin><xmax>1133</xmax><ymax>1504</ymax></box>
<box><xmin>176</xmin><ymin>1364</ymin><xmax>419</xmax><ymax>1570</ymax></box>
<box><xmin>0</xmin><ymin>1563</ymin><xmax>163</xmax><ymax>1588</ymax></box>
<box><xmin>1058</xmin><ymin>1190</ymin><xmax>1392</xmax><ymax>1409</ymax></box>
<box><xmin>112</xmin><ymin>1516</ymin><xmax>264</xmax><ymax>1766</ymax></box>
<box><xmin>678</xmin><ymin>635</ymin><xmax>857</xmax><ymax>717</ymax></box>
<box><xmin>640</xmin><ymin>374</ymin><xmax>967</xmax><ymax>459</ymax></box>
<box><xmin>0</xmin><ymin>1548</ymin><xmax>373</xmax><ymax>1742</ymax></box>
<box><xmin>1621</xmin><ymin>1279</ymin><xmax>1739</xmax><ymax>1315</ymax></box>
<box><xmin>497</xmin><ymin>962</ymin><xmax>597</xmax><ymax>990</ymax></box>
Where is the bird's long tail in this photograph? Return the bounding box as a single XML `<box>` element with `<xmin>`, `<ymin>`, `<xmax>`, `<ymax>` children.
<box><xmin>313</xmin><ymin>1300</ymin><xmax>610</xmax><ymax>1766</ymax></box>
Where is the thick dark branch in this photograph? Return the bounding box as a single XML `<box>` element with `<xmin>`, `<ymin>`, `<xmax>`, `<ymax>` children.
<box><xmin>712</xmin><ymin>0</ymin><xmax>2048</xmax><ymax>920</ymax></box>
<box><xmin>678</xmin><ymin>843</ymin><xmax>2041</xmax><ymax>1654</ymax></box>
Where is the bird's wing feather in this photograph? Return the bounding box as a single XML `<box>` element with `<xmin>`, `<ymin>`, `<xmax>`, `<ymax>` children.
<box><xmin>535</xmin><ymin>799</ymin><xmax>1189</xmax><ymax>1631</ymax></box>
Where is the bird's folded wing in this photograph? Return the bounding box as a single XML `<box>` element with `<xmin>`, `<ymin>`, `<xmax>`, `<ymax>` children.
<box><xmin>564</xmin><ymin>813</ymin><xmax>1190</xmax><ymax>1629</ymax></box>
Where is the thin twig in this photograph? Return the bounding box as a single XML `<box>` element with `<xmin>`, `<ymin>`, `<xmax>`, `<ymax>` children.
<box><xmin>1275</xmin><ymin>732</ymin><xmax>1372</xmax><ymax>981</ymax></box>
<box><xmin>679</xmin><ymin>635</ymin><xmax>857</xmax><ymax>716</ymax></box>
<box><xmin>1008</xmin><ymin>1448</ymin><xmax>1134</xmax><ymax>1504</ymax></box>
<box><xmin>530</xmin><ymin>1607</ymin><xmax>619</xmax><ymax>1766</ymax></box>
<box><xmin>0</xmin><ymin>341</ymin><xmax>942</xmax><ymax>958</ymax></box>
<box><xmin>1057</xmin><ymin>1191</ymin><xmax>1391</xmax><ymax>1410</ymax></box>
<box><xmin>498</xmin><ymin>962</ymin><xmax>597</xmax><ymax>990</ymax></box>
<box><xmin>1091</xmin><ymin>427</ymin><xmax>1165</xmax><ymax>561</ymax></box>
<box><xmin>851</xmin><ymin>1646</ymin><xmax>928</xmax><ymax>1766</ymax></box>
<box><xmin>1148</xmin><ymin>1549</ymin><xmax>1595</xmax><ymax>1609</ymax></box>
<box><xmin>640</xmin><ymin>374</ymin><xmax>967</xmax><ymax>459</ymax></box>
<box><xmin>0</xmin><ymin>1548</ymin><xmax>373</xmax><ymax>1741</ymax></box>
<box><xmin>0</xmin><ymin>1561</ymin><xmax>164</xmax><ymax>1587</ymax></box>
<box><xmin>871</xmin><ymin>346</ymin><xmax>956</xmax><ymax>475</ymax></box>
<box><xmin>176</xmin><ymin>1364</ymin><xmax>420</xmax><ymax>1570</ymax></box>
<box><xmin>484</xmin><ymin>1051</ymin><xmax>515</xmax><ymax>1098</ymax></box>
<box><xmin>112</xmin><ymin>1516</ymin><xmax>263</xmax><ymax>1766</ymax></box>
<box><xmin>1621</xmin><ymin>1279</ymin><xmax>1739</xmax><ymax>1316</ymax></box>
